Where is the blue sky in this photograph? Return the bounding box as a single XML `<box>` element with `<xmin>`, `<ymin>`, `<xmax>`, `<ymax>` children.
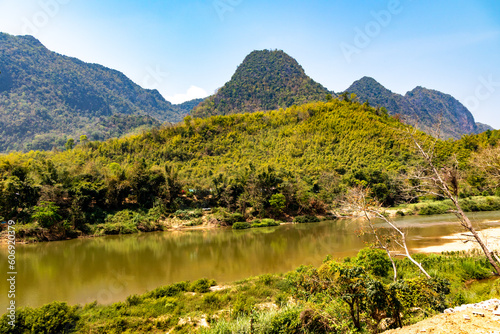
<box><xmin>0</xmin><ymin>0</ymin><xmax>499</xmax><ymax>128</ymax></box>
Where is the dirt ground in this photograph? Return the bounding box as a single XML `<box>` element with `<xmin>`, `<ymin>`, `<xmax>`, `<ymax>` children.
<box><xmin>383</xmin><ymin>300</ymin><xmax>500</xmax><ymax>334</ymax></box>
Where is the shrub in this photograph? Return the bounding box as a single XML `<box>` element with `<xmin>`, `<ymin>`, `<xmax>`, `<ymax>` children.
<box><xmin>231</xmin><ymin>295</ymin><xmax>255</xmax><ymax>317</ymax></box>
<box><xmin>173</xmin><ymin>209</ymin><xmax>204</xmax><ymax>220</ymax></box>
<box><xmin>418</xmin><ymin>203</ymin><xmax>449</xmax><ymax>215</ymax></box>
<box><xmin>184</xmin><ymin>218</ymin><xmax>203</xmax><ymax>227</ymax></box>
<box><xmin>189</xmin><ymin>278</ymin><xmax>216</xmax><ymax>293</ymax></box>
<box><xmin>146</xmin><ymin>282</ymin><xmax>189</xmax><ymax>298</ymax></box>
<box><xmin>354</xmin><ymin>248</ymin><xmax>391</xmax><ymax>278</ymax></box>
<box><xmin>126</xmin><ymin>294</ymin><xmax>142</xmax><ymax>306</ymax></box>
<box><xmin>31</xmin><ymin>202</ymin><xmax>61</xmax><ymax>228</ymax></box>
<box><xmin>30</xmin><ymin>302</ymin><xmax>79</xmax><ymax>334</ymax></box>
<box><xmin>251</xmin><ymin>218</ymin><xmax>280</xmax><ymax>228</ymax></box>
<box><xmin>259</xmin><ymin>274</ymin><xmax>275</xmax><ymax>285</ymax></box>
<box><xmin>233</xmin><ymin>222</ymin><xmax>251</xmax><ymax>230</ymax></box>
<box><xmin>293</xmin><ymin>215</ymin><xmax>320</xmax><ymax>223</ymax></box>
<box><xmin>266</xmin><ymin>306</ymin><xmax>302</xmax><ymax>334</ymax></box>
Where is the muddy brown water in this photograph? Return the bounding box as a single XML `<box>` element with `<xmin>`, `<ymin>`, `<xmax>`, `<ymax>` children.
<box><xmin>1</xmin><ymin>211</ymin><xmax>500</xmax><ymax>310</ymax></box>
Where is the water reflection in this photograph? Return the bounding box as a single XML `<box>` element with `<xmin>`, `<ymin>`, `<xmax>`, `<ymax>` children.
<box><xmin>2</xmin><ymin>211</ymin><xmax>499</xmax><ymax>309</ymax></box>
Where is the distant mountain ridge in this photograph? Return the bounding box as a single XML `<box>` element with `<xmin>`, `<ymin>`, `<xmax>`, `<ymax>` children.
<box><xmin>0</xmin><ymin>33</ymin><xmax>494</xmax><ymax>152</ymax></box>
<box><xmin>190</xmin><ymin>53</ymin><xmax>492</xmax><ymax>139</ymax></box>
<box><xmin>346</xmin><ymin>77</ymin><xmax>493</xmax><ymax>139</ymax></box>
<box><xmin>0</xmin><ymin>33</ymin><xmax>195</xmax><ymax>152</ymax></box>
<box><xmin>191</xmin><ymin>50</ymin><xmax>333</xmax><ymax>118</ymax></box>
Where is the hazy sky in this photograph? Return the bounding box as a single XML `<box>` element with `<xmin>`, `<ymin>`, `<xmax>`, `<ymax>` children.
<box><xmin>0</xmin><ymin>0</ymin><xmax>499</xmax><ymax>128</ymax></box>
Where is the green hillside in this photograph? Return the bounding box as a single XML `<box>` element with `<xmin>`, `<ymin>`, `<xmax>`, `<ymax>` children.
<box><xmin>191</xmin><ymin>50</ymin><xmax>332</xmax><ymax>118</ymax></box>
<box><xmin>0</xmin><ymin>33</ymin><xmax>186</xmax><ymax>152</ymax></box>
<box><xmin>2</xmin><ymin>98</ymin><xmax>498</xmax><ymax>241</ymax></box>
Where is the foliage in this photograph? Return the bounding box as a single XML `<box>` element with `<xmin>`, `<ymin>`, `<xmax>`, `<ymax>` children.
<box><xmin>0</xmin><ymin>33</ymin><xmax>191</xmax><ymax>152</ymax></box>
<box><xmin>31</xmin><ymin>201</ymin><xmax>61</xmax><ymax>228</ymax></box>
<box><xmin>251</xmin><ymin>219</ymin><xmax>281</xmax><ymax>228</ymax></box>
<box><xmin>3</xmin><ymin>251</ymin><xmax>500</xmax><ymax>333</ymax></box>
<box><xmin>233</xmin><ymin>222</ymin><xmax>251</xmax><ymax>230</ymax></box>
<box><xmin>1</xmin><ymin>97</ymin><xmax>499</xmax><ymax>241</ymax></box>
<box><xmin>191</xmin><ymin>50</ymin><xmax>332</xmax><ymax>118</ymax></box>
<box><xmin>346</xmin><ymin>77</ymin><xmax>491</xmax><ymax>140</ymax></box>
<box><xmin>354</xmin><ymin>248</ymin><xmax>391</xmax><ymax>278</ymax></box>
<box><xmin>293</xmin><ymin>215</ymin><xmax>320</xmax><ymax>223</ymax></box>
<box><xmin>0</xmin><ymin>302</ymin><xmax>79</xmax><ymax>334</ymax></box>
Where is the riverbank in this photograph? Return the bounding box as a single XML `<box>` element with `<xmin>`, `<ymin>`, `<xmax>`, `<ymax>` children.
<box><xmin>2</xmin><ymin>195</ymin><xmax>500</xmax><ymax>244</ymax></box>
<box><xmin>2</xmin><ymin>250</ymin><xmax>499</xmax><ymax>333</ymax></box>
<box><xmin>415</xmin><ymin>226</ymin><xmax>500</xmax><ymax>254</ymax></box>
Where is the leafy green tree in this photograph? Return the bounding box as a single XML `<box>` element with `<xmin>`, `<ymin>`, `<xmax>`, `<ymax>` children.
<box><xmin>318</xmin><ymin>261</ymin><xmax>367</xmax><ymax>330</ymax></box>
<box><xmin>354</xmin><ymin>248</ymin><xmax>391</xmax><ymax>278</ymax></box>
<box><xmin>31</xmin><ymin>201</ymin><xmax>61</xmax><ymax>228</ymax></box>
<box><xmin>64</xmin><ymin>138</ymin><xmax>75</xmax><ymax>151</ymax></box>
<box><xmin>79</xmin><ymin>135</ymin><xmax>88</xmax><ymax>145</ymax></box>
<box><xmin>269</xmin><ymin>193</ymin><xmax>286</xmax><ymax>215</ymax></box>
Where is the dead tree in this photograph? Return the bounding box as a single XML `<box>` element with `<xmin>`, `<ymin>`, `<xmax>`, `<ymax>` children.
<box><xmin>343</xmin><ymin>186</ymin><xmax>431</xmax><ymax>280</ymax></box>
<box><xmin>407</xmin><ymin>128</ymin><xmax>500</xmax><ymax>276</ymax></box>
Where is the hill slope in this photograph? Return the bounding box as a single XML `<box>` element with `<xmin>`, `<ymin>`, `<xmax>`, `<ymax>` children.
<box><xmin>346</xmin><ymin>77</ymin><xmax>493</xmax><ymax>139</ymax></box>
<box><xmin>0</xmin><ymin>33</ymin><xmax>186</xmax><ymax>152</ymax></box>
<box><xmin>191</xmin><ymin>50</ymin><xmax>332</xmax><ymax>118</ymax></box>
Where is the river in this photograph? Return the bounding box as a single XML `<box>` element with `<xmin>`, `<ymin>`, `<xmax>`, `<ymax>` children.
<box><xmin>1</xmin><ymin>211</ymin><xmax>500</xmax><ymax>310</ymax></box>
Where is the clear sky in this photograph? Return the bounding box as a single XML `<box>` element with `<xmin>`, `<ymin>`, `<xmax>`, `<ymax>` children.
<box><xmin>0</xmin><ymin>0</ymin><xmax>499</xmax><ymax>128</ymax></box>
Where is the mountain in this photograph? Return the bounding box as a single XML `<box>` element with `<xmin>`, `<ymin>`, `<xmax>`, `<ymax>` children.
<box><xmin>346</xmin><ymin>77</ymin><xmax>492</xmax><ymax>139</ymax></box>
<box><xmin>176</xmin><ymin>98</ymin><xmax>204</xmax><ymax>114</ymax></box>
<box><xmin>0</xmin><ymin>33</ymin><xmax>186</xmax><ymax>152</ymax></box>
<box><xmin>191</xmin><ymin>50</ymin><xmax>332</xmax><ymax>118</ymax></box>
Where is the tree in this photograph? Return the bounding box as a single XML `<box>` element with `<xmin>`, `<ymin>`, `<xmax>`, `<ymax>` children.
<box><xmin>31</xmin><ymin>201</ymin><xmax>61</xmax><ymax>228</ymax></box>
<box><xmin>64</xmin><ymin>138</ymin><xmax>74</xmax><ymax>151</ymax></box>
<box><xmin>343</xmin><ymin>186</ymin><xmax>430</xmax><ymax>280</ymax></box>
<box><xmin>79</xmin><ymin>135</ymin><xmax>88</xmax><ymax>146</ymax></box>
<box><xmin>269</xmin><ymin>193</ymin><xmax>286</xmax><ymax>215</ymax></box>
<box><xmin>408</xmin><ymin>129</ymin><xmax>500</xmax><ymax>275</ymax></box>
<box><xmin>471</xmin><ymin>144</ymin><xmax>500</xmax><ymax>190</ymax></box>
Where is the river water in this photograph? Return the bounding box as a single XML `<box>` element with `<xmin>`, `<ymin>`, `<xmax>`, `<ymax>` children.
<box><xmin>2</xmin><ymin>211</ymin><xmax>500</xmax><ymax>310</ymax></box>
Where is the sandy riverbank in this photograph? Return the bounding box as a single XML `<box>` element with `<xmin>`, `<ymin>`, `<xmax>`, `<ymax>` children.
<box><xmin>415</xmin><ymin>226</ymin><xmax>500</xmax><ymax>253</ymax></box>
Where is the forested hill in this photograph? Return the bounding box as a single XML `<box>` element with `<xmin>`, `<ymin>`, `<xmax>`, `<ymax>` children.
<box><xmin>346</xmin><ymin>76</ymin><xmax>493</xmax><ymax>139</ymax></box>
<box><xmin>190</xmin><ymin>50</ymin><xmax>333</xmax><ymax>118</ymax></box>
<box><xmin>0</xmin><ymin>33</ymin><xmax>187</xmax><ymax>152</ymax></box>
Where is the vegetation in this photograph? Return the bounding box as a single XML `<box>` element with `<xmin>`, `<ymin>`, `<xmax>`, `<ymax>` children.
<box><xmin>1</xmin><ymin>98</ymin><xmax>499</xmax><ymax>242</ymax></box>
<box><xmin>191</xmin><ymin>50</ymin><xmax>333</xmax><ymax>118</ymax></box>
<box><xmin>0</xmin><ymin>33</ymin><xmax>201</xmax><ymax>152</ymax></box>
<box><xmin>2</xmin><ymin>249</ymin><xmax>499</xmax><ymax>333</ymax></box>
<box><xmin>346</xmin><ymin>77</ymin><xmax>492</xmax><ymax>139</ymax></box>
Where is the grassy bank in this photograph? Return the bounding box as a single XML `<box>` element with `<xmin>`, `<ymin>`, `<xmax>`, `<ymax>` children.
<box><xmin>392</xmin><ymin>196</ymin><xmax>500</xmax><ymax>216</ymax></box>
<box><xmin>2</xmin><ymin>250</ymin><xmax>500</xmax><ymax>333</ymax></box>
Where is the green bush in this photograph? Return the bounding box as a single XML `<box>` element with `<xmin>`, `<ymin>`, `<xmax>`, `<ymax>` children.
<box><xmin>293</xmin><ymin>215</ymin><xmax>320</xmax><ymax>223</ymax></box>
<box><xmin>173</xmin><ymin>209</ymin><xmax>204</xmax><ymax>220</ymax></box>
<box><xmin>459</xmin><ymin>260</ymin><xmax>492</xmax><ymax>281</ymax></box>
<box><xmin>354</xmin><ymin>248</ymin><xmax>391</xmax><ymax>278</ymax></box>
<box><xmin>30</xmin><ymin>302</ymin><xmax>79</xmax><ymax>334</ymax></box>
<box><xmin>189</xmin><ymin>278</ymin><xmax>216</xmax><ymax>293</ymax></box>
<box><xmin>233</xmin><ymin>222</ymin><xmax>251</xmax><ymax>230</ymax></box>
<box><xmin>146</xmin><ymin>282</ymin><xmax>189</xmax><ymax>298</ymax></box>
<box><xmin>418</xmin><ymin>202</ymin><xmax>450</xmax><ymax>215</ymax></box>
<box><xmin>251</xmin><ymin>218</ymin><xmax>280</xmax><ymax>228</ymax></box>
<box><xmin>266</xmin><ymin>306</ymin><xmax>302</xmax><ymax>334</ymax></box>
